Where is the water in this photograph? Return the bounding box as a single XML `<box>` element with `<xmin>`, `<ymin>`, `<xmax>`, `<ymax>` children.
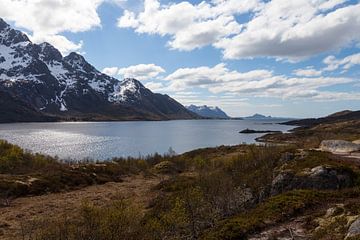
<box><xmin>0</xmin><ymin>120</ymin><xmax>294</xmax><ymax>160</ymax></box>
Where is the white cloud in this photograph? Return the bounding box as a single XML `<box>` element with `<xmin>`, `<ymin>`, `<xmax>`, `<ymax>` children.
<box><xmin>163</xmin><ymin>63</ymin><xmax>355</xmax><ymax>102</ymax></box>
<box><xmin>102</xmin><ymin>64</ymin><xmax>165</xmax><ymax>80</ymax></box>
<box><xmin>0</xmin><ymin>0</ymin><xmax>104</xmax><ymax>55</ymax></box>
<box><xmin>323</xmin><ymin>53</ymin><xmax>360</xmax><ymax>71</ymax></box>
<box><xmin>118</xmin><ymin>0</ymin><xmax>360</xmax><ymax>60</ymax></box>
<box><xmin>102</xmin><ymin>67</ymin><xmax>120</xmax><ymax>77</ymax></box>
<box><xmin>215</xmin><ymin>1</ymin><xmax>360</xmax><ymax>60</ymax></box>
<box><xmin>144</xmin><ymin>81</ymin><xmax>164</xmax><ymax>91</ymax></box>
<box><xmin>293</xmin><ymin>67</ymin><xmax>322</xmax><ymax>77</ymax></box>
<box><xmin>29</xmin><ymin>34</ymin><xmax>83</xmax><ymax>56</ymax></box>
<box><xmin>118</xmin><ymin>0</ymin><xmax>261</xmax><ymax>51</ymax></box>
<box><xmin>165</xmin><ymin>63</ymin><xmax>272</xmax><ymax>90</ymax></box>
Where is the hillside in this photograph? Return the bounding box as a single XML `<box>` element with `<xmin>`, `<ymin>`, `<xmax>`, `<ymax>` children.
<box><xmin>284</xmin><ymin>110</ymin><xmax>360</xmax><ymax>127</ymax></box>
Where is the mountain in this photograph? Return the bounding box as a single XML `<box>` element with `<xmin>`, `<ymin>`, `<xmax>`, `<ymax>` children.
<box><xmin>0</xmin><ymin>18</ymin><xmax>197</xmax><ymax>122</ymax></box>
<box><xmin>244</xmin><ymin>113</ymin><xmax>294</xmax><ymax>120</ymax></box>
<box><xmin>284</xmin><ymin>110</ymin><xmax>360</xmax><ymax>127</ymax></box>
<box><xmin>244</xmin><ymin>114</ymin><xmax>272</xmax><ymax>120</ymax></box>
<box><xmin>186</xmin><ymin>105</ymin><xmax>229</xmax><ymax>119</ymax></box>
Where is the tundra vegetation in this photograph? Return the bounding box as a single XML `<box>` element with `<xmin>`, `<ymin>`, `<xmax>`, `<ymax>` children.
<box><xmin>1</xmin><ymin>115</ymin><xmax>360</xmax><ymax>239</ymax></box>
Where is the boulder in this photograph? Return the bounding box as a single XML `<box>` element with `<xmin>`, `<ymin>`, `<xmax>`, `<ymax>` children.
<box><xmin>271</xmin><ymin>166</ymin><xmax>354</xmax><ymax>195</ymax></box>
<box><xmin>346</xmin><ymin>217</ymin><xmax>360</xmax><ymax>239</ymax></box>
<box><xmin>320</xmin><ymin>140</ymin><xmax>360</xmax><ymax>154</ymax></box>
<box><xmin>153</xmin><ymin>161</ymin><xmax>179</xmax><ymax>174</ymax></box>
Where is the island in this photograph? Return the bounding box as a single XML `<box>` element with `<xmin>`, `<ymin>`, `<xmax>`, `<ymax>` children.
<box><xmin>239</xmin><ymin>128</ymin><xmax>282</xmax><ymax>134</ymax></box>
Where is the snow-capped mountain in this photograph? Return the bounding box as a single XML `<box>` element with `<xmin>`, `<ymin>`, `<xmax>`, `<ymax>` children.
<box><xmin>0</xmin><ymin>18</ymin><xmax>197</xmax><ymax>122</ymax></box>
<box><xmin>186</xmin><ymin>105</ymin><xmax>229</xmax><ymax>119</ymax></box>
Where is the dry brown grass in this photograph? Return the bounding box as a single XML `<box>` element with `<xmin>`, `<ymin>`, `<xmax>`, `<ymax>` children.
<box><xmin>0</xmin><ymin>173</ymin><xmax>164</xmax><ymax>240</ymax></box>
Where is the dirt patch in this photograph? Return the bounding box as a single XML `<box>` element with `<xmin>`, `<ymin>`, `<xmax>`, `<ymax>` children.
<box><xmin>0</xmin><ymin>173</ymin><xmax>164</xmax><ymax>240</ymax></box>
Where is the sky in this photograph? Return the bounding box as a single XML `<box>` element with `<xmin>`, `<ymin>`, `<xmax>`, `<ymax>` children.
<box><xmin>1</xmin><ymin>0</ymin><xmax>360</xmax><ymax>118</ymax></box>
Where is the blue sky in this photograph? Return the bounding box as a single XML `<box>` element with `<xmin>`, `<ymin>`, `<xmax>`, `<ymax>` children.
<box><xmin>2</xmin><ymin>0</ymin><xmax>360</xmax><ymax>117</ymax></box>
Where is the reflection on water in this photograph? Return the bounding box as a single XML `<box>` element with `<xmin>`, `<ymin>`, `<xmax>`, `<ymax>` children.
<box><xmin>0</xmin><ymin>120</ymin><xmax>294</xmax><ymax>160</ymax></box>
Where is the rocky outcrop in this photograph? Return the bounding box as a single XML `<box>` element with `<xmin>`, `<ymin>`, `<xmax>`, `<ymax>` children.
<box><xmin>320</xmin><ymin>140</ymin><xmax>360</xmax><ymax>154</ymax></box>
<box><xmin>347</xmin><ymin>217</ymin><xmax>360</xmax><ymax>239</ymax></box>
<box><xmin>271</xmin><ymin>166</ymin><xmax>354</xmax><ymax>195</ymax></box>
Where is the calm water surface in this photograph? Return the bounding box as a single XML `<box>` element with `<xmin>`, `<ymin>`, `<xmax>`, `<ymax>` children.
<box><xmin>0</xmin><ymin>120</ymin><xmax>294</xmax><ymax>160</ymax></box>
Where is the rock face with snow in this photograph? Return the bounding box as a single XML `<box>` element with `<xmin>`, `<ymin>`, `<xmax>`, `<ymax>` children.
<box><xmin>0</xmin><ymin>18</ymin><xmax>197</xmax><ymax>122</ymax></box>
<box><xmin>186</xmin><ymin>105</ymin><xmax>229</xmax><ymax>119</ymax></box>
<box><xmin>320</xmin><ymin>140</ymin><xmax>360</xmax><ymax>154</ymax></box>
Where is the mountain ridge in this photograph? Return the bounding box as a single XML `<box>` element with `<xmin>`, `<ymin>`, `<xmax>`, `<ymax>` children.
<box><xmin>0</xmin><ymin>18</ymin><xmax>198</xmax><ymax>122</ymax></box>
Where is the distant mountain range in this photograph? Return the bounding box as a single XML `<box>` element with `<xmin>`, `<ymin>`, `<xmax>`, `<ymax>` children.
<box><xmin>244</xmin><ymin>114</ymin><xmax>272</xmax><ymax>120</ymax></box>
<box><xmin>0</xmin><ymin>18</ymin><xmax>197</xmax><ymax>123</ymax></box>
<box><xmin>243</xmin><ymin>113</ymin><xmax>292</xmax><ymax>120</ymax></box>
<box><xmin>186</xmin><ymin>105</ymin><xmax>230</xmax><ymax>119</ymax></box>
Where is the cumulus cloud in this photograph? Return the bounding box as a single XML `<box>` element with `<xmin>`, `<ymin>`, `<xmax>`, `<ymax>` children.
<box><xmin>144</xmin><ymin>81</ymin><xmax>164</xmax><ymax>91</ymax></box>
<box><xmin>102</xmin><ymin>67</ymin><xmax>120</xmax><ymax>77</ymax></box>
<box><xmin>323</xmin><ymin>53</ymin><xmax>360</xmax><ymax>71</ymax></box>
<box><xmin>293</xmin><ymin>67</ymin><xmax>322</xmax><ymax>77</ymax></box>
<box><xmin>29</xmin><ymin>34</ymin><xmax>83</xmax><ymax>56</ymax></box>
<box><xmin>118</xmin><ymin>0</ymin><xmax>360</xmax><ymax>60</ymax></box>
<box><xmin>215</xmin><ymin>1</ymin><xmax>360</xmax><ymax>60</ymax></box>
<box><xmin>0</xmin><ymin>0</ymin><xmax>104</xmax><ymax>55</ymax></box>
<box><xmin>102</xmin><ymin>64</ymin><xmax>165</xmax><ymax>80</ymax></box>
<box><xmin>163</xmin><ymin>63</ymin><xmax>355</xmax><ymax>101</ymax></box>
<box><xmin>165</xmin><ymin>63</ymin><xmax>272</xmax><ymax>90</ymax></box>
<box><xmin>118</xmin><ymin>0</ymin><xmax>260</xmax><ymax>51</ymax></box>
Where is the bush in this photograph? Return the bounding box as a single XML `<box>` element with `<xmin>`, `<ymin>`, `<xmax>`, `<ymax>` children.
<box><xmin>22</xmin><ymin>200</ymin><xmax>145</xmax><ymax>240</ymax></box>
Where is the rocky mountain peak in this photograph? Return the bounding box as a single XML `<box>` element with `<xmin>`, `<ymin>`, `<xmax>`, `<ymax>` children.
<box><xmin>0</xmin><ymin>18</ymin><xmax>9</xmax><ymax>31</ymax></box>
<box><xmin>63</xmin><ymin>52</ymin><xmax>96</xmax><ymax>73</ymax></box>
<box><xmin>39</xmin><ymin>42</ymin><xmax>63</xmax><ymax>62</ymax></box>
<box><xmin>0</xmin><ymin>18</ymin><xmax>30</xmax><ymax>47</ymax></box>
<box><xmin>65</xmin><ymin>52</ymin><xmax>84</xmax><ymax>61</ymax></box>
<box><xmin>123</xmin><ymin>78</ymin><xmax>146</xmax><ymax>89</ymax></box>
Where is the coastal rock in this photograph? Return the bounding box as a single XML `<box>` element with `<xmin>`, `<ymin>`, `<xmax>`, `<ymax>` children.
<box><xmin>346</xmin><ymin>217</ymin><xmax>360</xmax><ymax>239</ymax></box>
<box><xmin>271</xmin><ymin>166</ymin><xmax>353</xmax><ymax>195</ymax></box>
<box><xmin>320</xmin><ymin>140</ymin><xmax>360</xmax><ymax>154</ymax></box>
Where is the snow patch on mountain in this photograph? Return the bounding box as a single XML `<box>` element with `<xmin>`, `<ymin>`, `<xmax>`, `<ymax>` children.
<box><xmin>108</xmin><ymin>79</ymin><xmax>142</xmax><ymax>103</ymax></box>
<box><xmin>187</xmin><ymin>105</ymin><xmax>230</xmax><ymax>119</ymax></box>
<box><xmin>88</xmin><ymin>78</ymin><xmax>108</xmax><ymax>93</ymax></box>
<box><xmin>0</xmin><ymin>44</ymin><xmax>32</xmax><ymax>69</ymax></box>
